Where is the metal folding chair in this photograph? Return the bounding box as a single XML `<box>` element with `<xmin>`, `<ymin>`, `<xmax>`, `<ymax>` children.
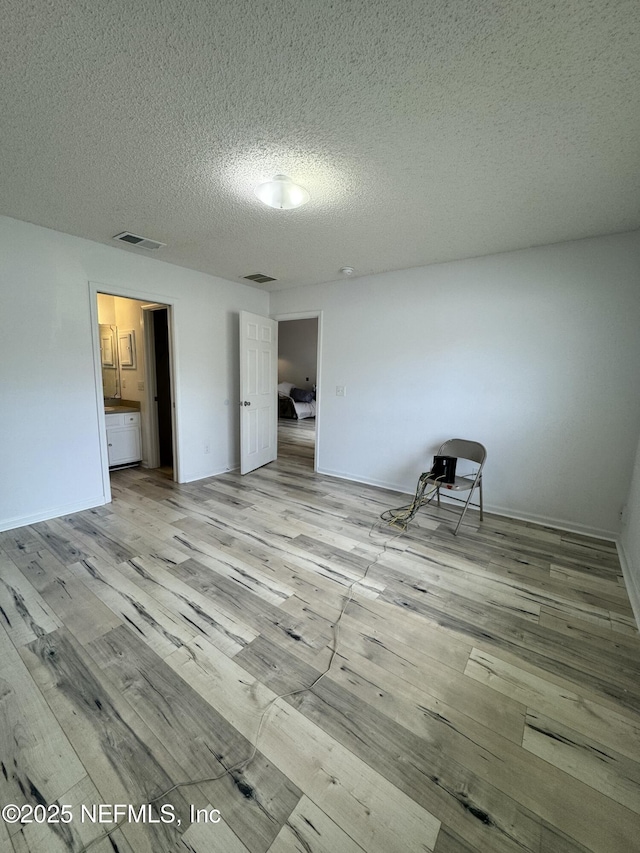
<box><xmin>424</xmin><ymin>439</ymin><xmax>486</xmax><ymax>535</ymax></box>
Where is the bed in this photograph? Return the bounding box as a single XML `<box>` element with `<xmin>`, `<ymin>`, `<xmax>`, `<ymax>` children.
<box><xmin>278</xmin><ymin>381</ymin><xmax>316</xmax><ymax>419</ymax></box>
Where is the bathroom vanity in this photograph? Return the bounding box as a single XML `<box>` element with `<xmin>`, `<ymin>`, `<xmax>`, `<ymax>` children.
<box><xmin>105</xmin><ymin>407</ymin><xmax>141</xmax><ymax>467</ymax></box>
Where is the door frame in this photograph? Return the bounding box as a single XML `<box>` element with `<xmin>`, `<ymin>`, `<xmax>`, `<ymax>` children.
<box><xmin>272</xmin><ymin>310</ymin><xmax>322</xmax><ymax>473</ymax></box>
<box><xmin>89</xmin><ymin>281</ymin><xmax>181</xmax><ymax>505</ymax></box>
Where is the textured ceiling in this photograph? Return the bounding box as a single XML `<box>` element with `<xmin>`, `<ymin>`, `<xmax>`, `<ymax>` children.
<box><xmin>1</xmin><ymin>0</ymin><xmax>639</xmax><ymax>291</ymax></box>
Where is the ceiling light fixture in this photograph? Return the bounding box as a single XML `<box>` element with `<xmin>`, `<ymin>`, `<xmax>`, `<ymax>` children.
<box><xmin>254</xmin><ymin>174</ymin><xmax>310</xmax><ymax>210</ymax></box>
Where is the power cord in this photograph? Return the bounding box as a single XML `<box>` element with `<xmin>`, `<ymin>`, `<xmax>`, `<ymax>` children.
<box><xmin>77</xmin><ymin>521</ymin><xmax>404</xmax><ymax>852</ymax></box>
<box><xmin>379</xmin><ymin>470</ymin><xmax>443</xmax><ymax>530</ymax></box>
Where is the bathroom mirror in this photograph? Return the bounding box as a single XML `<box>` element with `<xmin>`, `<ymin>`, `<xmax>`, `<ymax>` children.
<box><xmin>99</xmin><ymin>324</ymin><xmax>120</xmax><ymax>398</ymax></box>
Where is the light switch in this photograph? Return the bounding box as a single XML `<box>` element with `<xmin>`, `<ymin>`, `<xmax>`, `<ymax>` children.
<box><xmin>336</xmin><ymin>386</ymin><xmax>346</xmax><ymax>396</ymax></box>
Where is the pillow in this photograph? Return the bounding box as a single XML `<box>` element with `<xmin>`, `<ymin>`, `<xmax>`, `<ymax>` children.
<box><xmin>291</xmin><ymin>387</ymin><xmax>314</xmax><ymax>403</ymax></box>
<box><xmin>277</xmin><ymin>381</ymin><xmax>295</xmax><ymax>397</ymax></box>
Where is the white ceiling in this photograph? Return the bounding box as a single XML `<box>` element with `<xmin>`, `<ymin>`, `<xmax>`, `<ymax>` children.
<box><xmin>2</xmin><ymin>0</ymin><xmax>639</xmax><ymax>291</ymax></box>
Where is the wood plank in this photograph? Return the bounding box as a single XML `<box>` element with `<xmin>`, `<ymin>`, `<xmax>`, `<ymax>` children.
<box><xmin>610</xmin><ymin>611</ymin><xmax>640</xmax><ymax>635</ymax></box>
<box><xmin>86</xmin><ymin>624</ymin><xmax>302</xmax><ymax>853</ymax></box>
<box><xmin>283</xmin><ymin>587</ymin><xmax>473</xmax><ymax>675</ymax></box>
<box><xmin>172</xmin><ymin>516</ymin><xmax>385</xmax><ymax>598</ymax></box>
<box><xmin>165</xmin><ymin>634</ymin><xmax>442</xmax><ymax>853</ymax></box>
<box><xmin>7</xmin><ymin>775</ymin><xmax>135</xmax><ymax>853</ymax></box>
<box><xmin>235</xmin><ymin>638</ymin><xmax>542</xmax><ymax>853</ymax></box>
<box><xmin>371</xmin><ymin>555</ymin><xmax>542</xmax><ymax>623</ymax></box>
<box><xmin>113</xmin><ymin>553</ymin><xmax>258</xmax><ymax>656</ymax></box>
<box><xmin>18</xmin><ymin>627</ymin><xmax>208</xmax><ymax>853</ymax></box>
<box><xmin>237</xmin><ymin>634</ymin><xmax>640</xmax><ymax>853</ymax></box>
<box><xmin>433</xmin><ymin>826</ymin><xmax>480</xmax><ymax>853</ymax></box>
<box><xmin>179</xmin><ymin>804</ymin><xmax>252</xmax><ymax>853</ymax></box>
<box><xmin>538</xmin><ymin>609</ymin><xmax>640</xmax><ymax>657</ymax></box>
<box><xmin>169</xmin><ymin>557</ymin><xmax>335</xmax><ymax>666</ymax></box>
<box><xmin>380</xmin><ymin>578</ymin><xmax>640</xmax><ymax>713</ymax></box>
<box><xmin>465</xmin><ymin>648</ymin><xmax>640</xmax><ymax>761</ymax></box>
<box><xmin>3</xmin><ymin>546</ymin><xmax>120</xmax><ymax>645</ymax></box>
<box><xmin>27</xmin><ymin>519</ymin><xmax>89</xmax><ymax>566</ymax></box>
<box><xmin>523</xmin><ymin>709</ymin><xmax>640</xmax><ymax>814</ymax></box>
<box><xmin>55</xmin><ymin>511</ymin><xmax>138</xmax><ymax>566</ymax></box>
<box><xmin>0</xmin><ymin>551</ymin><xmax>61</xmax><ymax>647</ymax></box>
<box><xmin>0</xmin><ymin>626</ymin><xmax>87</xmax><ymax>845</ymax></box>
<box><xmin>67</xmin><ymin>556</ymin><xmax>195</xmax><ymax>658</ymax></box>
<box><xmin>267</xmin><ymin>795</ymin><xmax>368</xmax><ymax>853</ymax></box>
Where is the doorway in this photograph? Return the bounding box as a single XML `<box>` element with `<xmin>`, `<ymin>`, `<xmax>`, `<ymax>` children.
<box><xmin>92</xmin><ymin>286</ymin><xmax>177</xmax><ymax>503</ymax></box>
<box><xmin>276</xmin><ymin>314</ymin><xmax>320</xmax><ymax>472</ymax></box>
<box><xmin>148</xmin><ymin>306</ymin><xmax>174</xmax><ymax>474</ymax></box>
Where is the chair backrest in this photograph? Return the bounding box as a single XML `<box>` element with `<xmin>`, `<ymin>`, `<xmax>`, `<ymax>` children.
<box><xmin>438</xmin><ymin>439</ymin><xmax>486</xmax><ymax>467</ymax></box>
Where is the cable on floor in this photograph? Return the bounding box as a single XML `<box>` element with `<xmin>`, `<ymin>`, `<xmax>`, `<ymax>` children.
<box><xmin>77</xmin><ymin>521</ymin><xmax>405</xmax><ymax>853</ymax></box>
<box><xmin>379</xmin><ymin>470</ymin><xmax>442</xmax><ymax>531</ymax></box>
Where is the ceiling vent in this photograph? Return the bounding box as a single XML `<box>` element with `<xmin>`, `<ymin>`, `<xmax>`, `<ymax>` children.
<box><xmin>243</xmin><ymin>272</ymin><xmax>277</xmax><ymax>284</ymax></box>
<box><xmin>112</xmin><ymin>232</ymin><xmax>166</xmax><ymax>250</ymax></box>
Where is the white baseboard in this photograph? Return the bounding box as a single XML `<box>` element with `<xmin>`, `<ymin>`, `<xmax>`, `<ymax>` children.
<box><xmin>484</xmin><ymin>504</ymin><xmax>617</xmax><ymax>542</ymax></box>
<box><xmin>616</xmin><ymin>540</ymin><xmax>640</xmax><ymax>631</ymax></box>
<box><xmin>316</xmin><ymin>466</ymin><xmax>409</xmax><ymax>494</ymax></box>
<box><xmin>317</xmin><ymin>467</ymin><xmax>617</xmax><ymax>541</ymax></box>
<box><xmin>0</xmin><ymin>495</ymin><xmax>108</xmax><ymax>533</ymax></box>
<box><xmin>181</xmin><ymin>463</ymin><xmax>238</xmax><ymax>484</ymax></box>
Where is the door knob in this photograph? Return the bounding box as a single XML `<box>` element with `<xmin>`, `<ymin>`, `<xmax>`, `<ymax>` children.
<box><xmin>243</xmin><ymin>401</ymin><xmax>251</xmax><ymax>406</ymax></box>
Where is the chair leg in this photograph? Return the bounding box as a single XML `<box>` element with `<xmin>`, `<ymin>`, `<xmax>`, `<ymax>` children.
<box><xmin>479</xmin><ymin>478</ymin><xmax>483</xmax><ymax>521</ymax></box>
<box><xmin>436</xmin><ymin>486</ymin><xmax>440</xmax><ymax>508</ymax></box>
<box><xmin>453</xmin><ymin>487</ymin><xmax>477</xmax><ymax>536</ymax></box>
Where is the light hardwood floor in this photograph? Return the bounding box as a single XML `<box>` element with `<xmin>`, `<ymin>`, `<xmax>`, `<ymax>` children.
<box><xmin>1</xmin><ymin>418</ymin><xmax>639</xmax><ymax>853</ymax></box>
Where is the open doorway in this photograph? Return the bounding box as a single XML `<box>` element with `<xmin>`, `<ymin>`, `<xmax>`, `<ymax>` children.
<box><xmin>94</xmin><ymin>291</ymin><xmax>176</xmax><ymax>497</ymax></box>
<box><xmin>145</xmin><ymin>305</ymin><xmax>174</xmax><ymax>476</ymax></box>
<box><xmin>276</xmin><ymin>315</ymin><xmax>319</xmax><ymax>471</ymax></box>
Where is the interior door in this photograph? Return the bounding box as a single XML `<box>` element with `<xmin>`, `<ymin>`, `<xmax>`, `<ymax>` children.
<box><xmin>240</xmin><ymin>311</ymin><xmax>277</xmax><ymax>475</ymax></box>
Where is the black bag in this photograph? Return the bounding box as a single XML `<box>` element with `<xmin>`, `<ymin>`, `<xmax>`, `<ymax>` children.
<box><xmin>430</xmin><ymin>455</ymin><xmax>457</xmax><ymax>484</ymax></box>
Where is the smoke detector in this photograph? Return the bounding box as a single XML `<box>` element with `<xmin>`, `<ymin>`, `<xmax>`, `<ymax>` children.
<box><xmin>340</xmin><ymin>267</ymin><xmax>355</xmax><ymax>276</ymax></box>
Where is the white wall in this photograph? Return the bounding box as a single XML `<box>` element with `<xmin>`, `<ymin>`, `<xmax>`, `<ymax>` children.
<box><xmin>2</xmin><ymin>215</ymin><xmax>639</xmax><ymax>542</ymax></box>
<box><xmin>620</xmin><ymin>434</ymin><xmax>640</xmax><ymax>624</ymax></box>
<box><xmin>270</xmin><ymin>231</ymin><xmax>640</xmax><ymax>538</ymax></box>
<box><xmin>278</xmin><ymin>318</ymin><xmax>318</xmax><ymax>388</ymax></box>
<box><xmin>0</xmin><ymin>215</ymin><xmax>268</xmax><ymax>532</ymax></box>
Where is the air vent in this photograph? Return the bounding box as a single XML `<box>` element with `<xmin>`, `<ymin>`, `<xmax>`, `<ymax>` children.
<box><xmin>243</xmin><ymin>272</ymin><xmax>278</xmax><ymax>284</ymax></box>
<box><xmin>112</xmin><ymin>232</ymin><xmax>166</xmax><ymax>251</ymax></box>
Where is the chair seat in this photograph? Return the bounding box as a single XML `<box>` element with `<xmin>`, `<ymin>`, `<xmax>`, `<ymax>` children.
<box><xmin>425</xmin><ymin>474</ymin><xmax>479</xmax><ymax>492</ymax></box>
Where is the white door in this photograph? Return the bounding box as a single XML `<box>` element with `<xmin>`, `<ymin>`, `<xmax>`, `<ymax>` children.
<box><xmin>240</xmin><ymin>311</ymin><xmax>278</xmax><ymax>475</ymax></box>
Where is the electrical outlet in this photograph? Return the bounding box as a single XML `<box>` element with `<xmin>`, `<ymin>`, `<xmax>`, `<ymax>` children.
<box><xmin>204</xmin><ymin>442</ymin><xmax>210</xmax><ymax>454</ymax></box>
<box><xmin>137</xmin><ymin>381</ymin><xmax>144</xmax><ymax>391</ymax></box>
<box><xmin>336</xmin><ymin>385</ymin><xmax>346</xmax><ymax>396</ymax></box>
<box><xmin>121</xmin><ymin>378</ymin><xmax>126</xmax><ymax>389</ymax></box>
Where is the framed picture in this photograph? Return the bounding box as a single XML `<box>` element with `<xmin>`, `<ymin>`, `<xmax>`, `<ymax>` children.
<box><xmin>118</xmin><ymin>329</ymin><xmax>137</xmax><ymax>369</ymax></box>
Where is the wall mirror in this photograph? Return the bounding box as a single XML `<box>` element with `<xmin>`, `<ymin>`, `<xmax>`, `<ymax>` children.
<box><xmin>99</xmin><ymin>324</ymin><xmax>119</xmax><ymax>398</ymax></box>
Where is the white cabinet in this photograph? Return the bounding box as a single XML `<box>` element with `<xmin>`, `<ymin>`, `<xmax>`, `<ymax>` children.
<box><xmin>105</xmin><ymin>411</ymin><xmax>141</xmax><ymax>467</ymax></box>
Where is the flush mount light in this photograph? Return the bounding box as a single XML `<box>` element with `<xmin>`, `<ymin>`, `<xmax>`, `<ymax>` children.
<box><xmin>254</xmin><ymin>174</ymin><xmax>310</xmax><ymax>210</ymax></box>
